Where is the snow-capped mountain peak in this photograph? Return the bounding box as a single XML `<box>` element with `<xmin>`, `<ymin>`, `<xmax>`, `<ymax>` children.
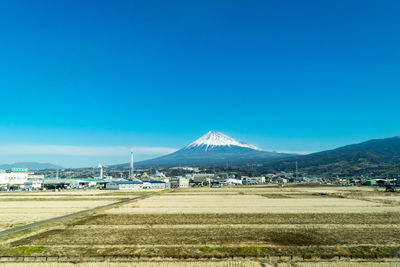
<box><xmin>185</xmin><ymin>131</ymin><xmax>261</xmax><ymax>151</ymax></box>
<box><xmin>135</xmin><ymin>131</ymin><xmax>293</xmax><ymax>167</ymax></box>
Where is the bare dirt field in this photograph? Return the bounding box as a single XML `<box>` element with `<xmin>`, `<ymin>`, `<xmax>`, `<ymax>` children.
<box><xmin>1</xmin><ymin>186</ymin><xmax>400</xmax><ymax>266</ymax></box>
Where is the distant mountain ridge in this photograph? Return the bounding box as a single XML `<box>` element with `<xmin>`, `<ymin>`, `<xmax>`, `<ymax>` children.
<box><xmin>0</xmin><ymin>162</ymin><xmax>63</xmax><ymax>170</ymax></box>
<box><xmin>135</xmin><ymin>131</ymin><xmax>294</xmax><ymax>167</ymax></box>
<box><xmin>261</xmin><ymin>136</ymin><xmax>400</xmax><ymax>176</ymax></box>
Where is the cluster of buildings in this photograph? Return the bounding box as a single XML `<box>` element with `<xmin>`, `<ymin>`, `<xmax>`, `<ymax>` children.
<box><xmin>0</xmin><ymin>167</ymin><xmax>275</xmax><ymax>191</ymax></box>
<box><xmin>186</xmin><ymin>173</ymin><xmax>267</xmax><ymax>187</ymax></box>
<box><xmin>0</xmin><ymin>168</ymin><xmax>171</xmax><ymax>191</ymax></box>
<box><xmin>4</xmin><ymin>166</ymin><xmax>370</xmax><ymax>191</ymax></box>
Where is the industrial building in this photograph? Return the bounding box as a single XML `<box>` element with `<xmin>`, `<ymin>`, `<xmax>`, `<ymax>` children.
<box><xmin>170</xmin><ymin>176</ymin><xmax>190</xmax><ymax>188</ymax></box>
<box><xmin>0</xmin><ymin>172</ymin><xmax>28</xmax><ymax>190</ymax></box>
<box><xmin>241</xmin><ymin>176</ymin><xmax>266</xmax><ymax>185</ymax></box>
<box><xmin>143</xmin><ymin>180</ymin><xmax>168</xmax><ymax>189</ymax></box>
<box><xmin>24</xmin><ymin>180</ymin><xmax>42</xmax><ymax>190</ymax></box>
<box><xmin>0</xmin><ymin>168</ymin><xmax>45</xmax><ymax>190</ymax></box>
<box><xmin>190</xmin><ymin>173</ymin><xmax>215</xmax><ymax>186</ymax></box>
<box><xmin>105</xmin><ymin>180</ymin><xmax>168</xmax><ymax>190</ymax></box>
<box><xmin>105</xmin><ymin>181</ymin><xmax>143</xmax><ymax>190</ymax></box>
<box><xmin>42</xmin><ymin>178</ymin><xmax>106</xmax><ymax>190</ymax></box>
<box><xmin>226</xmin><ymin>178</ymin><xmax>242</xmax><ymax>185</ymax></box>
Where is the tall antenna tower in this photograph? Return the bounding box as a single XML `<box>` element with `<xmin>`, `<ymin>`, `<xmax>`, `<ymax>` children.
<box><xmin>129</xmin><ymin>151</ymin><xmax>134</xmax><ymax>178</ymax></box>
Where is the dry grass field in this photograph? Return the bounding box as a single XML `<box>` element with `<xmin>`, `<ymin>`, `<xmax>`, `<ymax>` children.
<box><xmin>1</xmin><ymin>185</ymin><xmax>400</xmax><ymax>266</ymax></box>
<box><xmin>105</xmin><ymin>193</ymin><xmax>395</xmax><ymax>214</ymax></box>
<box><xmin>0</xmin><ymin>190</ymin><xmax>149</xmax><ymax>231</ymax></box>
<box><xmin>0</xmin><ymin>200</ymin><xmax>112</xmax><ymax>231</ymax></box>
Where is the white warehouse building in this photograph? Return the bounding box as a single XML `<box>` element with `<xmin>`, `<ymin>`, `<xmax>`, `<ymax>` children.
<box><xmin>0</xmin><ymin>172</ymin><xmax>29</xmax><ymax>189</ymax></box>
<box><xmin>241</xmin><ymin>176</ymin><xmax>266</xmax><ymax>185</ymax></box>
<box><xmin>105</xmin><ymin>181</ymin><xmax>143</xmax><ymax>190</ymax></box>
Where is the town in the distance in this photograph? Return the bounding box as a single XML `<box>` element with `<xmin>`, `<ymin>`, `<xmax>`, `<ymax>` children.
<box><xmin>2</xmin><ymin>131</ymin><xmax>399</xmax><ymax>192</ymax></box>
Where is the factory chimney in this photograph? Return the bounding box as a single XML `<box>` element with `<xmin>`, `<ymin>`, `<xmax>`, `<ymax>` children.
<box><xmin>129</xmin><ymin>151</ymin><xmax>134</xmax><ymax>178</ymax></box>
<box><xmin>98</xmin><ymin>164</ymin><xmax>103</xmax><ymax>179</ymax></box>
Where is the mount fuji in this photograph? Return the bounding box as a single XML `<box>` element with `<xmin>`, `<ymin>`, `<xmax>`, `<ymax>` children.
<box><xmin>135</xmin><ymin>131</ymin><xmax>294</xmax><ymax>167</ymax></box>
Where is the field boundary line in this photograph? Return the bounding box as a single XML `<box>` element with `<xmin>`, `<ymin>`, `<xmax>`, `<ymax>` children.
<box><xmin>67</xmin><ymin>224</ymin><xmax>400</xmax><ymax>229</ymax></box>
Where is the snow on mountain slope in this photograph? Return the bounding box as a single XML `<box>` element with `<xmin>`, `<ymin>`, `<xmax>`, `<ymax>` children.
<box><xmin>134</xmin><ymin>131</ymin><xmax>295</xmax><ymax>167</ymax></box>
<box><xmin>185</xmin><ymin>131</ymin><xmax>261</xmax><ymax>151</ymax></box>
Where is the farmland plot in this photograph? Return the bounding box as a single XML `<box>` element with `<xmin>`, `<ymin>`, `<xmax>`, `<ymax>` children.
<box><xmin>105</xmin><ymin>193</ymin><xmax>393</xmax><ymax>214</ymax></box>
<box><xmin>0</xmin><ymin>190</ymin><xmax>142</xmax><ymax>230</ymax></box>
<box><xmin>2</xmin><ymin>186</ymin><xmax>400</xmax><ymax>266</ymax></box>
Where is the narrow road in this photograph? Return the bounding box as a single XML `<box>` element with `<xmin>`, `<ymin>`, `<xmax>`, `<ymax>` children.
<box><xmin>0</xmin><ymin>193</ymin><xmax>152</xmax><ymax>238</ymax></box>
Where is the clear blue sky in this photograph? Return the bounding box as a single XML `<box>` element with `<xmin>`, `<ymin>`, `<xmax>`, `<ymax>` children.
<box><xmin>0</xmin><ymin>0</ymin><xmax>399</xmax><ymax>167</ymax></box>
